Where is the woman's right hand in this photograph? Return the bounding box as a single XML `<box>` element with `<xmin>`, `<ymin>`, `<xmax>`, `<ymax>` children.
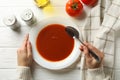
<box><xmin>80</xmin><ymin>42</ymin><xmax>104</xmax><ymax>69</ymax></box>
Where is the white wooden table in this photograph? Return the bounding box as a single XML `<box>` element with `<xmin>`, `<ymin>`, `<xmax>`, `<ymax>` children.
<box><xmin>0</xmin><ymin>0</ymin><xmax>120</xmax><ymax>80</ymax></box>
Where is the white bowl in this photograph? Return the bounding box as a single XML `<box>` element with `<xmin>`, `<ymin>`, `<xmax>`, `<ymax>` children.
<box><xmin>29</xmin><ymin>17</ymin><xmax>81</xmax><ymax>70</ymax></box>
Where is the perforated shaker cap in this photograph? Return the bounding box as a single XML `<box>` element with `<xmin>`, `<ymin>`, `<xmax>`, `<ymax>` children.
<box><xmin>21</xmin><ymin>9</ymin><xmax>34</xmax><ymax>21</ymax></box>
<box><xmin>3</xmin><ymin>15</ymin><xmax>16</xmax><ymax>26</ymax></box>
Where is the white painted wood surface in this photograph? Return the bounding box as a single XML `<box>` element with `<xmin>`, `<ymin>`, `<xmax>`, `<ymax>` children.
<box><xmin>0</xmin><ymin>0</ymin><xmax>120</xmax><ymax>80</ymax></box>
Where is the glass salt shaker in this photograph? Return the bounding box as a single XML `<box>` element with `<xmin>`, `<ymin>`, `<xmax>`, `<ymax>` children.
<box><xmin>3</xmin><ymin>15</ymin><xmax>20</xmax><ymax>30</ymax></box>
<box><xmin>21</xmin><ymin>9</ymin><xmax>36</xmax><ymax>25</ymax></box>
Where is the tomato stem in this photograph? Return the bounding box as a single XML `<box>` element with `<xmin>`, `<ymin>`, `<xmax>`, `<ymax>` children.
<box><xmin>71</xmin><ymin>2</ymin><xmax>78</xmax><ymax>10</ymax></box>
<box><xmin>71</xmin><ymin>0</ymin><xmax>78</xmax><ymax>10</ymax></box>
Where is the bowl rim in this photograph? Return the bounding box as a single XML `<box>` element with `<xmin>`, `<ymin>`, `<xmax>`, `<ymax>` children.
<box><xmin>29</xmin><ymin>17</ymin><xmax>81</xmax><ymax>70</ymax></box>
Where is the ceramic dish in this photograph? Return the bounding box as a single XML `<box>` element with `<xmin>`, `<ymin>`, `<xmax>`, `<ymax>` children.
<box><xmin>29</xmin><ymin>17</ymin><xmax>81</xmax><ymax>70</ymax></box>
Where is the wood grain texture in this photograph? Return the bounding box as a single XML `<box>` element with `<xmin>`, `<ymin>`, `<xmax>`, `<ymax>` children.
<box><xmin>0</xmin><ymin>0</ymin><xmax>120</xmax><ymax>80</ymax></box>
<box><xmin>0</xmin><ymin>68</ymin><xmax>81</xmax><ymax>80</ymax></box>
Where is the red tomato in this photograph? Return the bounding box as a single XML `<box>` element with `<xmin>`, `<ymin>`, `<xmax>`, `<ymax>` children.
<box><xmin>81</xmin><ymin>0</ymin><xmax>98</xmax><ymax>6</ymax></box>
<box><xmin>66</xmin><ymin>0</ymin><xmax>83</xmax><ymax>17</ymax></box>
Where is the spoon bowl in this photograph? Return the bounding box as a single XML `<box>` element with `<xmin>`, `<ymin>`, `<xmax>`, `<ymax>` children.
<box><xmin>65</xmin><ymin>26</ymin><xmax>100</xmax><ymax>62</ymax></box>
<box><xmin>65</xmin><ymin>26</ymin><xmax>79</xmax><ymax>39</ymax></box>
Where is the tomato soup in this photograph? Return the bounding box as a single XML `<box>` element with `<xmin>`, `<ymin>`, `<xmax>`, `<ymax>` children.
<box><xmin>36</xmin><ymin>24</ymin><xmax>74</xmax><ymax>62</ymax></box>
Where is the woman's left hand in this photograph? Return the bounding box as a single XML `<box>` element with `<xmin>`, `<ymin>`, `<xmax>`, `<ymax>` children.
<box><xmin>17</xmin><ymin>34</ymin><xmax>33</xmax><ymax>67</ymax></box>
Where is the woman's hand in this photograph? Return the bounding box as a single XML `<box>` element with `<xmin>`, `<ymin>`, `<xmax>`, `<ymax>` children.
<box><xmin>80</xmin><ymin>42</ymin><xmax>104</xmax><ymax>69</ymax></box>
<box><xmin>17</xmin><ymin>34</ymin><xmax>33</xmax><ymax>67</ymax></box>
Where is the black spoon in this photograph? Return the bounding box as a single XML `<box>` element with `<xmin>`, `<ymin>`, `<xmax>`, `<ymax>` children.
<box><xmin>65</xmin><ymin>26</ymin><xmax>100</xmax><ymax>62</ymax></box>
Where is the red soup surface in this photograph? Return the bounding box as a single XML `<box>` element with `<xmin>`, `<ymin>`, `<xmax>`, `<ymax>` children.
<box><xmin>36</xmin><ymin>24</ymin><xmax>74</xmax><ymax>62</ymax></box>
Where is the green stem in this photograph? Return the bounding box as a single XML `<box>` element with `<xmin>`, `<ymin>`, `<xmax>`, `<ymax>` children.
<box><xmin>71</xmin><ymin>2</ymin><xmax>78</xmax><ymax>10</ymax></box>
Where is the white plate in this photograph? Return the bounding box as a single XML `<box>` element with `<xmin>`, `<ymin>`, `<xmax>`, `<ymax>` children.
<box><xmin>29</xmin><ymin>17</ymin><xmax>81</xmax><ymax>70</ymax></box>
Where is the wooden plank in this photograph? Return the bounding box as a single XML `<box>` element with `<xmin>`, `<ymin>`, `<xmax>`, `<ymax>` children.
<box><xmin>0</xmin><ymin>68</ymin><xmax>81</xmax><ymax>80</ymax></box>
<box><xmin>0</xmin><ymin>69</ymin><xmax>17</xmax><ymax>80</ymax></box>
<box><xmin>0</xmin><ymin>0</ymin><xmax>66</xmax><ymax>7</ymax></box>
<box><xmin>0</xmin><ymin>0</ymin><xmax>33</xmax><ymax>7</ymax></box>
<box><xmin>0</xmin><ymin>48</ymin><xmax>17</xmax><ymax>68</ymax></box>
<box><xmin>32</xmin><ymin>68</ymin><xmax>80</xmax><ymax>80</ymax></box>
<box><xmin>0</xmin><ymin>27</ymin><xmax>30</xmax><ymax>47</ymax></box>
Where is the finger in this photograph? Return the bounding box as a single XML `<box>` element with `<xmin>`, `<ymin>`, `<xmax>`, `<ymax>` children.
<box><xmin>83</xmin><ymin>46</ymin><xmax>91</xmax><ymax>59</ymax></box>
<box><xmin>21</xmin><ymin>34</ymin><xmax>29</xmax><ymax>48</ymax></box>
<box><xmin>79</xmin><ymin>45</ymin><xmax>90</xmax><ymax>58</ymax></box>
<box><xmin>79</xmin><ymin>45</ymin><xmax>83</xmax><ymax>51</ymax></box>
<box><xmin>82</xmin><ymin>46</ymin><xmax>93</xmax><ymax>64</ymax></box>
<box><xmin>84</xmin><ymin>42</ymin><xmax>104</xmax><ymax>60</ymax></box>
<box><xmin>27</xmin><ymin>41</ymin><xmax>32</xmax><ymax>57</ymax></box>
<box><xmin>84</xmin><ymin>42</ymin><xmax>99</xmax><ymax>53</ymax></box>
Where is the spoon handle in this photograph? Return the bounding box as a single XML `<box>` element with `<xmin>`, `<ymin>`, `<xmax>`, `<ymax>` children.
<box><xmin>78</xmin><ymin>39</ymin><xmax>100</xmax><ymax>62</ymax></box>
<box><xmin>88</xmin><ymin>49</ymin><xmax>100</xmax><ymax>62</ymax></box>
